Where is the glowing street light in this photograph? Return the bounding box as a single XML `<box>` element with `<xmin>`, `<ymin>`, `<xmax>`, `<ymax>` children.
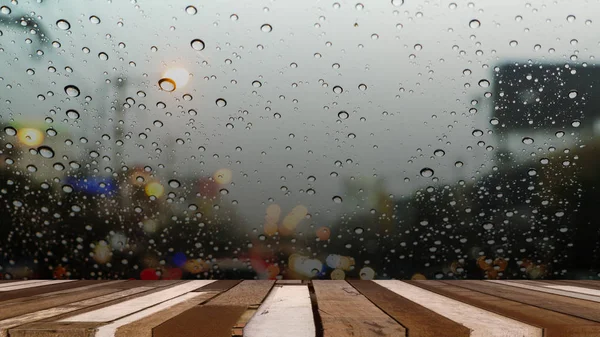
<box><xmin>145</xmin><ymin>181</ymin><xmax>165</xmax><ymax>198</ymax></box>
<box><xmin>17</xmin><ymin>128</ymin><xmax>44</xmax><ymax>146</ymax></box>
<box><xmin>159</xmin><ymin>67</ymin><xmax>190</xmax><ymax>92</ymax></box>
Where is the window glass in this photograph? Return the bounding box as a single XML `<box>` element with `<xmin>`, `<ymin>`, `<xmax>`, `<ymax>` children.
<box><xmin>1</xmin><ymin>0</ymin><xmax>599</xmax><ymax>280</ymax></box>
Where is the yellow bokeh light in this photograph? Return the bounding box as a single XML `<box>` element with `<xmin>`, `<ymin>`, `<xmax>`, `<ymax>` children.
<box><xmin>17</xmin><ymin>128</ymin><xmax>44</xmax><ymax>147</ymax></box>
<box><xmin>162</xmin><ymin>67</ymin><xmax>190</xmax><ymax>90</ymax></box>
<box><xmin>213</xmin><ymin>168</ymin><xmax>233</xmax><ymax>184</ymax></box>
<box><xmin>93</xmin><ymin>241</ymin><xmax>112</xmax><ymax>264</ymax></box>
<box><xmin>145</xmin><ymin>181</ymin><xmax>165</xmax><ymax>198</ymax></box>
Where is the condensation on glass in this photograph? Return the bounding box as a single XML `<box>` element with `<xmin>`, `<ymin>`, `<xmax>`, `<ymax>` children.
<box><xmin>0</xmin><ymin>0</ymin><xmax>598</xmax><ymax>281</ymax></box>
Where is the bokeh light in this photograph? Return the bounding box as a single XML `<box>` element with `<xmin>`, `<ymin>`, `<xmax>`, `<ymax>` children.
<box><xmin>17</xmin><ymin>128</ymin><xmax>44</xmax><ymax>147</ymax></box>
<box><xmin>145</xmin><ymin>181</ymin><xmax>165</xmax><ymax>197</ymax></box>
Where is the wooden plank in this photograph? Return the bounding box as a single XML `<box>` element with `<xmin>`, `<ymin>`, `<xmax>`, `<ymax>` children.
<box><xmin>207</xmin><ymin>280</ymin><xmax>274</xmax><ymax>306</ymax></box>
<box><xmin>153</xmin><ymin>280</ymin><xmax>275</xmax><ymax>337</ymax></box>
<box><xmin>244</xmin><ymin>285</ymin><xmax>315</xmax><ymax>337</ymax></box>
<box><xmin>349</xmin><ymin>280</ymin><xmax>470</xmax><ymax>337</ymax></box>
<box><xmin>2</xmin><ymin>286</ymin><xmax>153</xmax><ymax>337</ymax></box>
<box><xmin>313</xmin><ymin>281</ymin><xmax>405</xmax><ymax>337</ymax></box>
<box><xmin>276</xmin><ymin>280</ymin><xmax>303</xmax><ymax>284</ymax></box>
<box><xmin>546</xmin><ymin>280</ymin><xmax>600</xmax><ymax>291</ymax></box>
<box><xmin>114</xmin><ymin>291</ymin><xmax>222</xmax><ymax>337</ymax></box>
<box><xmin>543</xmin><ymin>284</ymin><xmax>600</xmax><ymax>297</ymax></box>
<box><xmin>192</xmin><ymin>280</ymin><xmax>241</xmax><ymax>292</ymax></box>
<box><xmin>489</xmin><ymin>280</ymin><xmax>600</xmax><ymax>302</ymax></box>
<box><xmin>9</xmin><ymin>322</ymin><xmax>100</xmax><ymax>337</ymax></box>
<box><xmin>60</xmin><ymin>281</ymin><xmax>214</xmax><ymax>322</ymax></box>
<box><xmin>0</xmin><ymin>285</ymin><xmax>126</xmax><ymax>320</ymax></box>
<box><xmin>0</xmin><ymin>280</ymin><xmax>75</xmax><ymax>292</ymax></box>
<box><xmin>413</xmin><ymin>280</ymin><xmax>600</xmax><ymax>337</ymax></box>
<box><xmin>375</xmin><ymin>280</ymin><xmax>542</xmax><ymax>337</ymax></box>
<box><xmin>0</xmin><ymin>280</ymin><xmax>116</xmax><ymax>303</ymax></box>
<box><xmin>0</xmin><ymin>280</ymin><xmax>48</xmax><ymax>289</ymax></box>
<box><xmin>447</xmin><ymin>280</ymin><xmax>600</xmax><ymax>324</ymax></box>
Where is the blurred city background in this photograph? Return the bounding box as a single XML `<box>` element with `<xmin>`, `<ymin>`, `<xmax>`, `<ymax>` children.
<box><xmin>0</xmin><ymin>0</ymin><xmax>599</xmax><ymax>280</ymax></box>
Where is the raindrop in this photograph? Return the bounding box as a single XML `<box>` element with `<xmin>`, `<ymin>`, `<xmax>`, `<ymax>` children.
<box><xmin>4</xmin><ymin>126</ymin><xmax>17</xmax><ymax>136</ymax></box>
<box><xmin>98</xmin><ymin>52</ymin><xmax>109</xmax><ymax>61</ymax></box>
<box><xmin>38</xmin><ymin>146</ymin><xmax>55</xmax><ymax>158</ymax></box>
<box><xmin>371</xmin><ymin>33</ymin><xmax>379</xmax><ymax>40</ymax></box>
<box><xmin>338</xmin><ymin>111</ymin><xmax>349</xmax><ymax>120</ymax></box>
<box><xmin>252</xmin><ymin>80</ymin><xmax>262</xmax><ymax>87</ymax></box>
<box><xmin>568</xmin><ymin>90</ymin><xmax>578</xmax><ymax>99</ymax></box>
<box><xmin>567</xmin><ymin>15</ymin><xmax>576</xmax><ymax>22</ymax></box>
<box><xmin>348</xmin><ymin>133</ymin><xmax>356</xmax><ymax>139</ymax></box>
<box><xmin>153</xmin><ymin>120</ymin><xmax>164</xmax><ymax>127</ymax></box>
<box><xmin>469</xmin><ymin>19</ymin><xmax>481</xmax><ymax>28</ymax></box>
<box><xmin>528</xmin><ymin>169</ymin><xmax>537</xmax><ymax>176</ymax></box>
<box><xmin>391</xmin><ymin>0</ymin><xmax>404</xmax><ymax>6</ymax></box>
<box><xmin>478</xmin><ymin>79</ymin><xmax>490</xmax><ymax>88</ymax></box>
<box><xmin>191</xmin><ymin>39</ymin><xmax>205</xmax><ymax>51</ymax></box>
<box><xmin>509</xmin><ymin>40</ymin><xmax>518</xmax><ymax>47</ymax></box>
<box><xmin>420</xmin><ymin>168</ymin><xmax>434</xmax><ymax>177</ymax></box>
<box><xmin>185</xmin><ymin>5</ymin><xmax>197</xmax><ymax>15</ymax></box>
<box><xmin>158</xmin><ymin>78</ymin><xmax>176</xmax><ymax>92</ymax></box>
<box><xmin>455</xmin><ymin>161</ymin><xmax>463</xmax><ymax>167</ymax></box>
<box><xmin>168</xmin><ymin>179</ymin><xmax>181</xmax><ymax>188</ymax></box>
<box><xmin>482</xmin><ymin>222</ymin><xmax>494</xmax><ymax>230</ymax></box>
<box><xmin>56</xmin><ymin>19</ymin><xmax>71</xmax><ymax>30</ymax></box>
<box><xmin>216</xmin><ymin>98</ymin><xmax>227</xmax><ymax>107</ymax></box>
<box><xmin>522</xmin><ymin>137</ymin><xmax>534</xmax><ymax>145</ymax></box>
<box><xmin>0</xmin><ymin>6</ymin><xmax>11</xmax><ymax>15</ymax></box>
<box><xmin>66</xmin><ymin>110</ymin><xmax>80</xmax><ymax>119</ymax></box>
<box><xmin>434</xmin><ymin>149</ymin><xmax>445</xmax><ymax>157</ymax></box>
<box><xmin>556</xmin><ymin>131</ymin><xmax>565</xmax><ymax>138</ymax></box>
<box><xmin>572</xmin><ymin>120</ymin><xmax>581</xmax><ymax>127</ymax></box>
<box><xmin>62</xmin><ymin>185</ymin><xmax>73</xmax><ymax>193</ymax></box>
<box><xmin>354</xmin><ymin>227</ymin><xmax>364</xmax><ymax>234</ymax></box>
<box><xmin>333</xmin><ymin>86</ymin><xmax>343</xmax><ymax>94</ymax></box>
<box><xmin>332</xmin><ymin>196</ymin><xmax>343</xmax><ymax>203</ymax></box>
<box><xmin>230</xmin><ymin>14</ymin><xmax>239</xmax><ymax>21</ymax></box>
<box><xmin>89</xmin><ymin>15</ymin><xmax>101</xmax><ymax>24</ymax></box>
<box><xmin>358</xmin><ymin>84</ymin><xmax>367</xmax><ymax>91</ymax></box>
<box><xmin>64</xmin><ymin>85</ymin><xmax>80</xmax><ymax>97</ymax></box>
<box><xmin>261</xmin><ymin>24</ymin><xmax>272</xmax><ymax>32</ymax></box>
<box><xmin>472</xmin><ymin>129</ymin><xmax>484</xmax><ymax>137</ymax></box>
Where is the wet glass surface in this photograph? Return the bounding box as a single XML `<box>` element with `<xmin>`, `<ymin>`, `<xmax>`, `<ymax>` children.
<box><xmin>0</xmin><ymin>0</ymin><xmax>599</xmax><ymax>280</ymax></box>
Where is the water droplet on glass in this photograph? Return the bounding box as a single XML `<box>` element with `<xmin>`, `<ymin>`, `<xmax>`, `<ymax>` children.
<box><xmin>38</xmin><ymin>146</ymin><xmax>55</xmax><ymax>158</ymax></box>
<box><xmin>158</xmin><ymin>78</ymin><xmax>176</xmax><ymax>92</ymax></box>
<box><xmin>230</xmin><ymin>14</ymin><xmax>239</xmax><ymax>21</ymax></box>
<box><xmin>509</xmin><ymin>40</ymin><xmax>518</xmax><ymax>47</ymax></box>
<box><xmin>56</xmin><ymin>19</ymin><xmax>71</xmax><ymax>30</ymax></box>
<box><xmin>0</xmin><ymin>6</ymin><xmax>11</xmax><ymax>15</ymax></box>
<box><xmin>191</xmin><ymin>39</ymin><xmax>205</xmax><ymax>51</ymax></box>
<box><xmin>528</xmin><ymin>169</ymin><xmax>537</xmax><ymax>176</ymax></box>
<box><xmin>252</xmin><ymin>80</ymin><xmax>262</xmax><ymax>87</ymax></box>
<box><xmin>89</xmin><ymin>15</ymin><xmax>101</xmax><ymax>24</ymax></box>
<box><xmin>153</xmin><ymin>120</ymin><xmax>164</xmax><ymax>127</ymax></box>
<box><xmin>216</xmin><ymin>98</ymin><xmax>227</xmax><ymax>107</ymax></box>
<box><xmin>261</xmin><ymin>24</ymin><xmax>272</xmax><ymax>32</ymax></box>
<box><xmin>522</xmin><ymin>137</ymin><xmax>534</xmax><ymax>145</ymax></box>
<box><xmin>66</xmin><ymin>110</ymin><xmax>80</xmax><ymax>119</ymax></box>
<box><xmin>472</xmin><ymin>129</ymin><xmax>484</xmax><ymax>137</ymax></box>
<box><xmin>567</xmin><ymin>15</ymin><xmax>576</xmax><ymax>22</ymax></box>
<box><xmin>556</xmin><ymin>131</ymin><xmax>565</xmax><ymax>138</ymax></box>
<box><xmin>64</xmin><ymin>85</ymin><xmax>80</xmax><ymax>97</ymax></box>
<box><xmin>434</xmin><ymin>149</ymin><xmax>445</xmax><ymax>157</ymax></box>
<box><xmin>4</xmin><ymin>126</ymin><xmax>17</xmax><ymax>136</ymax></box>
<box><xmin>333</xmin><ymin>86</ymin><xmax>343</xmax><ymax>94</ymax></box>
<box><xmin>168</xmin><ymin>179</ymin><xmax>181</xmax><ymax>188</ymax></box>
<box><xmin>469</xmin><ymin>19</ymin><xmax>480</xmax><ymax>28</ymax></box>
<box><xmin>186</xmin><ymin>5</ymin><xmax>197</xmax><ymax>15</ymax></box>
<box><xmin>482</xmin><ymin>222</ymin><xmax>494</xmax><ymax>230</ymax></box>
<box><xmin>371</xmin><ymin>33</ymin><xmax>379</xmax><ymax>40</ymax></box>
<box><xmin>420</xmin><ymin>168</ymin><xmax>434</xmax><ymax>177</ymax></box>
<box><xmin>338</xmin><ymin>111</ymin><xmax>349</xmax><ymax>120</ymax></box>
<box><xmin>332</xmin><ymin>196</ymin><xmax>343</xmax><ymax>203</ymax></box>
<box><xmin>358</xmin><ymin>84</ymin><xmax>367</xmax><ymax>91</ymax></box>
<box><xmin>98</xmin><ymin>52</ymin><xmax>108</xmax><ymax>61</ymax></box>
<box><xmin>478</xmin><ymin>79</ymin><xmax>490</xmax><ymax>88</ymax></box>
<box><xmin>391</xmin><ymin>0</ymin><xmax>404</xmax><ymax>6</ymax></box>
<box><xmin>354</xmin><ymin>227</ymin><xmax>364</xmax><ymax>234</ymax></box>
<box><xmin>568</xmin><ymin>90</ymin><xmax>578</xmax><ymax>98</ymax></box>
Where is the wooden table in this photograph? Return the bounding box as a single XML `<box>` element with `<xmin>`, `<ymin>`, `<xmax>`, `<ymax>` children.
<box><xmin>0</xmin><ymin>279</ymin><xmax>599</xmax><ymax>337</ymax></box>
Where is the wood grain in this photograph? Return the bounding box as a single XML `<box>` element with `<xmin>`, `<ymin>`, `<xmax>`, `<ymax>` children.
<box><xmin>447</xmin><ymin>280</ymin><xmax>600</xmax><ymax>324</ymax></box>
<box><xmin>414</xmin><ymin>280</ymin><xmax>600</xmax><ymax>337</ymax></box>
<box><xmin>152</xmin><ymin>280</ymin><xmax>275</xmax><ymax>337</ymax></box>
<box><xmin>489</xmin><ymin>280</ymin><xmax>600</xmax><ymax>302</ymax></box>
<box><xmin>244</xmin><ymin>285</ymin><xmax>315</xmax><ymax>337</ymax></box>
<box><xmin>349</xmin><ymin>280</ymin><xmax>470</xmax><ymax>337</ymax></box>
<box><xmin>0</xmin><ymin>280</ymin><xmax>115</xmax><ymax>304</ymax></box>
<box><xmin>376</xmin><ymin>280</ymin><xmax>542</xmax><ymax>337</ymax></box>
<box><xmin>313</xmin><ymin>280</ymin><xmax>406</xmax><ymax>337</ymax></box>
